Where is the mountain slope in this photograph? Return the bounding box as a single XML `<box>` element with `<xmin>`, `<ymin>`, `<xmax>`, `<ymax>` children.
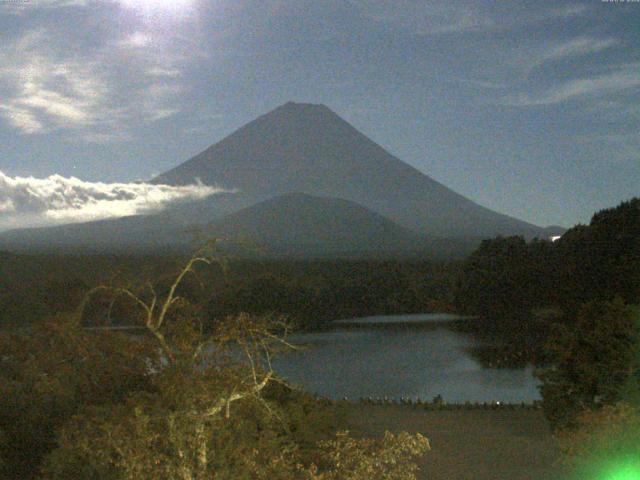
<box><xmin>154</xmin><ymin>102</ymin><xmax>544</xmax><ymax>238</ymax></box>
<box><xmin>206</xmin><ymin>192</ymin><xmax>423</xmax><ymax>256</ymax></box>
<box><xmin>0</xmin><ymin>214</ymin><xmax>195</xmax><ymax>253</ymax></box>
<box><xmin>0</xmin><ymin>102</ymin><xmax>554</xmax><ymax>256</ymax></box>
<box><xmin>0</xmin><ymin>193</ymin><xmax>428</xmax><ymax>257</ymax></box>
<box><xmin>0</xmin><ymin>192</ymin><xmax>481</xmax><ymax>258</ymax></box>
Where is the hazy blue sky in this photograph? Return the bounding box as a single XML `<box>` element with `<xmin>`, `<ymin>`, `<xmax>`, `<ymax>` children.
<box><xmin>0</xmin><ymin>0</ymin><xmax>638</xmax><ymax>227</ymax></box>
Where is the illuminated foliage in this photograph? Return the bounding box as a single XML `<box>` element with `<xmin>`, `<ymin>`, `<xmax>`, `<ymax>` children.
<box><xmin>302</xmin><ymin>430</ymin><xmax>430</xmax><ymax>480</ymax></box>
<box><xmin>0</xmin><ymin>316</ymin><xmax>155</xmax><ymax>478</ymax></box>
<box><xmin>2</xmin><ymin>249</ymin><xmax>430</xmax><ymax>479</ymax></box>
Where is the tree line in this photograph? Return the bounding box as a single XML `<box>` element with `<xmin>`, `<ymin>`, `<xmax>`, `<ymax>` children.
<box><xmin>0</xmin><ymin>256</ymin><xmax>459</xmax><ymax>331</ymax></box>
<box><xmin>455</xmin><ymin>197</ymin><xmax>640</xmax><ymax>320</ymax></box>
<box><xmin>455</xmin><ymin>198</ymin><xmax>640</xmax><ymax>472</ymax></box>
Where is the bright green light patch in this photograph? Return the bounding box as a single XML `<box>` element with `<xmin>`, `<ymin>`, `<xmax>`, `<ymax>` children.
<box><xmin>574</xmin><ymin>456</ymin><xmax>640</xmax><ymax>480</ymax></box>
<box><xmin>603</xmin><ymin>460</ymin><xmax>640</xmax><ymax>480</ymax></box>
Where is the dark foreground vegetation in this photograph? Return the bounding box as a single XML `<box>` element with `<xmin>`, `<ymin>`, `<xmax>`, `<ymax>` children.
<box><xmin>456</xmin><ymin>198</ymin><xmax>639</xmax><ymax>322</ymax></box>
<box><xmin>0</xmin><ymin>255</ymin><xmax>459</xmax><ymax>331</ymax></box>
<box><xmin>456</xmin><ymin>198</ymin><xmax>640</xmax><ymax>476</ymax></box>
<box><xmin>455</xmin><ymin>199</ymin><xmax>638</xmax><ymax>369</ymax></box>
<box><xmin>0</xmin><ymin>251</ymin><xmax>429</xmax><ymax>479</ymax></box>
<box><xmin>0</xmin><ymin>197</ymin><xmax>639</xmax><ymax>478</ymax></box>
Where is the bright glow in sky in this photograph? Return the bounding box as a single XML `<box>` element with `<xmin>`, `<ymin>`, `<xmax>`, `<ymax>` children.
<box><xmin>117</xmin><ymin>0</ymin><xmax>194</xmax><ymax>14</ymax></box>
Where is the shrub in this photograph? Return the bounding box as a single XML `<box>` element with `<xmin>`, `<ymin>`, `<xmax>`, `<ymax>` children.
<box><xmin>536</xmin><ymin>298</ymin><xmax>638</xmax><ymax>430</ymax></box>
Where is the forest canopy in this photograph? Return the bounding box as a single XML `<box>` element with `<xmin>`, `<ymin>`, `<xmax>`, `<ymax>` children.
<box><xmin>0</xmin><ymin>250</ymin><xmax>430</xmax><ymax>479</ymax></box>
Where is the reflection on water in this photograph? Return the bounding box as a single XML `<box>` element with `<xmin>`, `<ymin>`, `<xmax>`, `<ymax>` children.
<box><xmin>334</xmin><ymin>313</ymin><xmax>474</xmax><ymax>325</ymax></box>
<box><xmin>273</xmin><ymin>314</ymin><xmax>541</xmax><ymax>403</ymax></box>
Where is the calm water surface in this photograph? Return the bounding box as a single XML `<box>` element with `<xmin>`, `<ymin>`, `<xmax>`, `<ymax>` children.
<box><xmin>273</xmin><ymin>314</ymin><xmax>541</xmax><ymax>403</ymax></box>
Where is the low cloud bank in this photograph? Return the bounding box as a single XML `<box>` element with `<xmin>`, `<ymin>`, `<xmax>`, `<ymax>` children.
<box><xmin>0</xmin><ymin>171</ymin><xmax>221</xmax><ymax>230</ymax></box>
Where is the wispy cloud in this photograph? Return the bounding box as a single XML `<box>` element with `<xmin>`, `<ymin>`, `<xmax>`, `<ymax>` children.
<box><xmin>503</xmin><ymin>66</ymin><xmax>640</xmax><ymax>106</ymax></box>
<box><xmin>0</xmin><ymin>31</ymin><xmax>114</xmax><ymax>137</ymax></box>
<box><xmin>350</xmin><ymin>0</ymin><xmax>493</xmax><ymax>35</ymax></box>
<box><xmin>573</xmin><ymin>132</ymin><xmax>640</xmax><ymax>168</ymax></box>
<box><xmin>496</xmin><ymin>36</ymin><xmax>622</xmax><ymax>85</ymax></box>
<box><xmin>119</xmin><ymin>31</ymin><xmax>154</xmax><ymax>49</ymax></box>
<box><xmin>0</xmin><ymin>170</ymin><xmax>223</xmax><ymax>230</ymax></box>
<box><xmin>0</xmin><ymin>104</ymin><xmax>43</xmax><ymax>134</ymax></box>
<box><xmin>2</xmin><ymin>0</ymin><xmax>198</xmax><ymax>19</ymax></box>
<box><xmin>450</xmin><ymin>77</ymin><xmax>508</xmax><ymax>89</ymax></box>
<box><xmin>350</xmin><ymin>1</ymin><xmax>588</xmax><ymax>35</ymax></box>
<box><xmin>528</xmin><ymin>37</ymin><xmax>618</xmax><ymax>73</ymax></box>
<box><xmin>597</xmin><ymin>133</ymin><xmax>640</xmax><ymax>162</ymax></box>
<box><xmin>0</xmin><ymin>0</ymin><xmax>88</xmax><ymax>15</ymax></box>
<box><xmin>590</xmin><ymin>98</ymin><xmax>640</xmax><ymax>122</ymax></box>
<box><xmin>0</xmin><ymin>17</ymin><xmax>196</xmax><ymax>141</ymax></box>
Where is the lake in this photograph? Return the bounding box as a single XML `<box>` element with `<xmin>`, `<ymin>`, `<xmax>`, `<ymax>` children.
<box><xmin>272</xmin><ymin>314</ymin><xmax>541</xmax><ymax>403</ymax></box>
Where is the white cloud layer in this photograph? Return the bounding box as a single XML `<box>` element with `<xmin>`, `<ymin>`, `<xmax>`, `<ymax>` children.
<box><xmin>0</xmin><ymin>171</ymin><xmax>222</xmax><ymax>230</ymax></box>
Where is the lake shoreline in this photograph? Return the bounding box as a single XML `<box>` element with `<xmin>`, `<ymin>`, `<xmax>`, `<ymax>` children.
<box><xmin>274</xmin><ymin>313</ymin><xmax>543</xmax><ymax>403</ymax></box>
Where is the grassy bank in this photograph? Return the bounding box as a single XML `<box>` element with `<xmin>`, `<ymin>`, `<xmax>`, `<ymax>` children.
<box><xmin>345</xmin><ymin>404</ymin><xmax>567</xmax><ymax>480</ymax></box>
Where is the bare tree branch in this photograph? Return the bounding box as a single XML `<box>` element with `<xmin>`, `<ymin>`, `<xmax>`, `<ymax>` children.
<box><xmin>157</xmin><ymin>256</ymin><xmax>211</xmax><ymax>330</ymax></box>
<box><xmin>203</xmin><ymin>371</ymin><xmax>274</xmax><ymax>419</ymax></box>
